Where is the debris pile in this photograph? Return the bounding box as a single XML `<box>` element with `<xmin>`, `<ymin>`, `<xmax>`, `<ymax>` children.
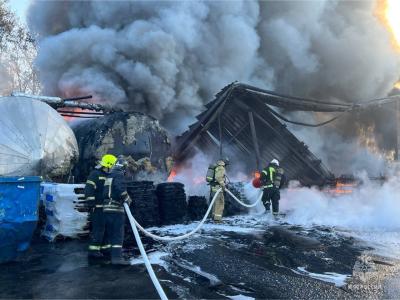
<box><xmin>225</xmin><ymin>182</ymin><xmax>250</xmax><ymax>217</ymax></box>
<box><xmin>187</xmin><ymin>196</ymin><xmax>208</xmax><ymax>221</ymax></box>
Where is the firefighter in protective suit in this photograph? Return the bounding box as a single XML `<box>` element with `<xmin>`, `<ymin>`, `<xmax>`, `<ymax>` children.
<box><xmin>260</xmin><ymin>159</ymin><xmax>285</xmax><ymax>218</ymax></box>
<box><xmin>86</xmin><ymin>154</ymin><xmax>117</xmax><ymax>258</ymax></box>
<box><xmin>103</xmin><ymin>158</ymin><xmax>132</xmax><ymax>265</ymax></box>
<box><xmin>210</xmin><ymin>159</ymin><xmax>227</xmax><ymax>222</ymax></box>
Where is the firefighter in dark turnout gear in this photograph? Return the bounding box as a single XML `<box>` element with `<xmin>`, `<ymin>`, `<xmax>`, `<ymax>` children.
<box><xmin>103</xmin><ymin>158</ymin><xmax>132</xmax><ymax>265</ymax></box>
<box><xmin>260</xmin><ymin>159</ymin><xmax>285</xmax><ymax>218</ymax></box>
<box><xmin>85</xmin><ymin>154</ymin><xmax>117</xmax><ymax>258</ymax></box>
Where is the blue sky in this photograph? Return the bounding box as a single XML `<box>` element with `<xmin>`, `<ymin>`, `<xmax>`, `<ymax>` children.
<box><xmin>8</xmin><ymin>0</ymin><xmax>31</xmax><ymax>24</ymax></box>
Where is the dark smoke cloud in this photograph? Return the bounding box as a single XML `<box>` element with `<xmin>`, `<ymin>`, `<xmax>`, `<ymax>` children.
<box><xmin>28</xmin><ymin>0</ymin><xmax>400</xmax><ymax>174</ymax></box>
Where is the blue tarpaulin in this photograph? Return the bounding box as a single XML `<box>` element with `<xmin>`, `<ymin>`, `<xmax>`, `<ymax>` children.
<box><xmin>0</xmin><ymin>176</ymin><xmax>41</xmax><ymax>263</ymax></box>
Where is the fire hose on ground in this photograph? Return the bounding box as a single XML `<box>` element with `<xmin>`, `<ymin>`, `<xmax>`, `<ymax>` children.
<box><xmin>130</xmin><ymin>188</ymin><xmax>262</xmax><ymax>241</ymax></box>
<box><xmin>124</xmin><ymin>202</ymin><xmax>168</xmax><ymax>300</ymax></box>
<box><xmin>124</xmin><ymin>188</ymin><xmax>263</xmax><ymax>300</ymax></box>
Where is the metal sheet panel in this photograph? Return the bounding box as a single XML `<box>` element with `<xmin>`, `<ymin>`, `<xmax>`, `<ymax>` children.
<box><xmin>0</xmin><ymin>97</ymin><xmax>79</xmax><ymax>178</ymax></box>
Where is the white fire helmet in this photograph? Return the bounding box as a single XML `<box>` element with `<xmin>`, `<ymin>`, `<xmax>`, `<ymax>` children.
<box><xmin>271</xmin><ymin>159</ymin><xmax>279</xmax><ymax>166</ymax></box>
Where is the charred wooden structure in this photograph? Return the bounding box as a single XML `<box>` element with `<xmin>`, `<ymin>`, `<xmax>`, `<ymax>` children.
<box><xmin>176</xmin><ymin>83</ymin><xmax>335</xmax><ymax>186</ymax></box>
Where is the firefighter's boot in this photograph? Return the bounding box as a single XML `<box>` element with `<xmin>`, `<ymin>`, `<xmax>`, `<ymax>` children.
<box><xmin>111</xmin><ymin>256</ymin><xmax>131</xmax><ymax>265</ymax></box>
<box><xmin>88</xmin><ymin>250</ymin><xmax>104</xmax><ymax>259</ymax></box>
<box><xmin>264</xmin><ymin>201</ymin><xmax>271</xmax><ymax>212</ymax></box>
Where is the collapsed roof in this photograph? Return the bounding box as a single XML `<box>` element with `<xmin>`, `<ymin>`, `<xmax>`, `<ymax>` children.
<box><xmin>175</xmin><ymin>82</ymin><xmax>336</xmax><ymax>186</ymax></box>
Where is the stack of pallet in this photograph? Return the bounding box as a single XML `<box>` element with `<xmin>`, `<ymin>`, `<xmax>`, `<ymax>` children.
<box><xmin>41</xmin><ymin>183</ymin><xmax>89</xmax><ymax>241</ymax></box>
<box><xmin>156</xmin><ymin>182</ymin><xmax>188</xmax><ymax>225</ymax></box>
<box><xmin>225</xmin><ymin>182</ymin><xmax>249</xmax><ymax>216</ymax></box>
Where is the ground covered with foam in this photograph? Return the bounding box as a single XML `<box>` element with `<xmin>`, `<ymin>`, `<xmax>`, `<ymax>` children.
<box><xmin>2</xmin><ymin>214</ymin><xmax>399</xmax><ymax>299</ymax></box>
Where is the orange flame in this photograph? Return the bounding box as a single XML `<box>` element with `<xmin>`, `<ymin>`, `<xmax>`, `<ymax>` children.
<box><xmin>58</xmin><ymin>107</ymin><xmax>86</xmax><ymax>122</ymax></box>
<box><xmin>167</xmin><ymin>169</ymin><xmax>177</xmax><ymax>182</ymax></box>
<box><xmin>328</xmin><ymin>181</ymin><xmax>357</xmax><ymax>195</ymax></box>
<box><xmin>376</xmin><ymin>0</ymin><xmax>400</xmax><ymax>50</ymax></box>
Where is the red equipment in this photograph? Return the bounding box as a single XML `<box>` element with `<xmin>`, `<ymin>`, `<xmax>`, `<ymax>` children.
<box><xmin>252</xmin><ymin>177</ymin><xmax>262</xmax><ymax>188</ymax></box>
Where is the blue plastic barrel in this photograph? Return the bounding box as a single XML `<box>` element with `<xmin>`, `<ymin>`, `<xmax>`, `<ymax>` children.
<box><xmin>0</xmin><ymin>176</ymin><xmax>42</xmax><ymax>263</ymax></box>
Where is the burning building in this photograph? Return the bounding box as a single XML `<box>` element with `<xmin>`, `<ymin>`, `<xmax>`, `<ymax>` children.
<box><xmin>175</xmin><ymin>82</ymin><xmax>336</xmax><ymax>187</ymax></box>
<box><xmin>175</xmin><ymin>82</ymin><xmax>400</xmax><ymax>186</ymax></box>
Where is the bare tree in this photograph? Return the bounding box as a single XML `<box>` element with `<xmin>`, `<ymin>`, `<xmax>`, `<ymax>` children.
<box><xmin>0</xmin><ymin>0</ymin><xmax>15</xmax><ymax>47</ymax></box>
<box><xmin>0</xmin><ymin>0</ymin><xmax>40</xmax><ymax>95</ymax></box>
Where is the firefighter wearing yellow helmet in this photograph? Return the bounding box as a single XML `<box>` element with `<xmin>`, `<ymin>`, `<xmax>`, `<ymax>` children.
<box><xmin>85</xmin><ymin>154</ymin><xmax>117</xmax><ymax>260</ymax></box>
<box><xmin>207</xmin><ymin>158</ymin><xmax>228</xmax><ymax>222</ymax></box>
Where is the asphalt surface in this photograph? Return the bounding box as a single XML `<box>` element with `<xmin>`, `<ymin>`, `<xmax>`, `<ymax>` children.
<box><xmin>0</xmin><ymin>215</ymin><xmax>396</xmax><ymax>299</ymax></box>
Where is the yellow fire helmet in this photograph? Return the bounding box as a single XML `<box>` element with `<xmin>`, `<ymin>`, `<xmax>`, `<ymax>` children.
<box><xmin>100</xmin><ymin>154</ymin><xmax>117</xmax><ymax>169</ymax></box>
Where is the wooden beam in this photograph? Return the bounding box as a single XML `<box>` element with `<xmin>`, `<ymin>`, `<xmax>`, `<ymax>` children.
<box><xmin>248</xmin><ymin>111</ymin><xmax>261</xmax><ymax>170</ymax></box>
<box><xmin>218</xmin><ymin>112</ymin><xmax>223</xmax><ymax>158</ymax></box>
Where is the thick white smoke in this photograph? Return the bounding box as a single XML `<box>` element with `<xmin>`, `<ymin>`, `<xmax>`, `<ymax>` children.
<box><xmin>27</xmin><ymin>0</ymin><xmax>400</xmax><ymax>174</ymax></box>
<box><xmin>281</xmin><ymin>170</ymin><xmax>400</xmax><ymax>230</ymax></box>
<box><xmin>288</xmin><ymin>118</ymin><xmax>388</xmax><ymax>175</ymax></box>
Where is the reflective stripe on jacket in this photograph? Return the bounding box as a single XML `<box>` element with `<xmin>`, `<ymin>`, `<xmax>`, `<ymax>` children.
<box><xmin>103</xmin><ymin>170</ymin><xmax>131</xmax><ymax>213</ymax></box>
<box><xmin>84</xmin><ymin>168</ymin><xmax>108</xmax><ymax>207</ymax></box>
<box><xmin>261</xmin><ymin>164</ymin><xmax>284</xmax><ymax>189</ymax></box>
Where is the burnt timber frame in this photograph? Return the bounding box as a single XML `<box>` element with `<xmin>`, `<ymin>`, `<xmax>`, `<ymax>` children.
<box><xmin>175</xmin><ymin>82</ymin><xmax>335</xmax><ymax>186</ymax></box>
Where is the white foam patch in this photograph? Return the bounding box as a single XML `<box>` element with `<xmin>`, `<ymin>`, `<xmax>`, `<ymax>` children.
<box><xmin>277</xmin><ymin>173</ymin><xmax>400</xmax><ymax>257</ymax></box>
<box><xmin>173</xmin><ymin>258</ymin><xmax>221</xmax><ymax>286</ymax></box>
<box><xmin>227</xmin><ymin>295</ymin><xmax>255</xmax><ymax>300</ymax></box>
<box><xmin>130</xmin><ymin>251</ymin><xmax>169</xmax><ymax>266</ymax></box>
<box><xmin>281</xmin><ymin>175</ymin><xmax>400</xmax><ymax>230</ymax></box>
<box><xmin>293</xmin><ymin>267</ymin><xmax>350</xmax><ymax>287</ymax></box>
<box><xmin>341</xmin><ymin>230</ymin><xmax>400</xmax><ymax>259</ymax></box>
<box><xmin>143</xmin><ymin>215</ymin><xmax>266</xmax><ymax>237</ymax></box>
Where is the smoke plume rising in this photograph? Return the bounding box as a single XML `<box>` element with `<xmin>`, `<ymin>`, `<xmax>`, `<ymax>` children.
<box><xmin>28</xmin><ymin>0</ymin><xmax>400</xmax><ymax>174</ymax></box>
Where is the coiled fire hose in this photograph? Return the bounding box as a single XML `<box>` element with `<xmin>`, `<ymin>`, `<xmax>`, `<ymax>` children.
<box><xmin>124</xmin><ymin>188</ymin><xmax>262</xmax><ymax>300</ymax></box>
